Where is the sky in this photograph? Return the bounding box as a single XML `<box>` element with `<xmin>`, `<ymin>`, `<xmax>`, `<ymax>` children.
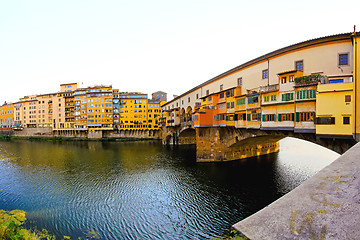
<box><xmin>1</xmin><ymin>0</ymin><xmax>360</xmax><ymax>104</ymax></box>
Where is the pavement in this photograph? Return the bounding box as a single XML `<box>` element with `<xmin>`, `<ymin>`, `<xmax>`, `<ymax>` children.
<box><xmin>232</xmin><ymin>142</ymin><xmax>360</xmax><ymax>240</ymax></box>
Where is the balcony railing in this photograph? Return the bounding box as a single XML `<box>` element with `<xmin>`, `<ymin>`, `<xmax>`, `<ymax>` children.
<box><xmin>259</xmin><ymin>84</ymin><xmax>279</xmax><ymax>93</ymax></box>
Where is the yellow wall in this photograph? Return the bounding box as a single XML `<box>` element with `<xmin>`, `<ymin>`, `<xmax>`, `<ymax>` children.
<box><xmin>0</xmin><ymin>103</ymin><xmax>14</xmax><ymax>128</ymax></box>
<box><xmin>316</xmin><ymin>83</ymin><xmax>353</xmax><ymax>136</ymax></box>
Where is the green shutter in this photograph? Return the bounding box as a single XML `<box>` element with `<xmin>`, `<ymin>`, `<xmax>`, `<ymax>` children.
<box><xmin>278</xmin><ymin>114</ymin><xmax>282</xmax><ymax>122</ymax></box>
<box><xmin>262</xmin><ymin>114</ymin><xmax>266</xmax><ymax>122</ymax></box>
<box><xmin>291</xmin><ymin>113</ymin><xmax>294</xmax><ymax>121</ymax></box>
<box><xmin>312</xmin><ymin>112</ymin><xmax>315</xmax><ymax>122</ymax></box>
<box><xmin>247</xmin><ymin>114</ymin><xmax>251</xmax><ymax>121</ymax></box>
<box><xmin>295</xmin><ymin>112</ymin><xmax>300</xmax><ymax>122</ymax></box>
<box><xmin>257</xmin><ymin>113</ymin><xmax>261</xmax><ymax>121</ymax></box>
<box><xmin>273</xmin><ymin>114</ymin><xmax>276</xmax><ymax>121</ymax></box>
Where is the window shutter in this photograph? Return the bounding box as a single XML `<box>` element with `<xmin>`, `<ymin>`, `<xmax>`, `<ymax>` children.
<box><xmin>247</xmin><ymin>114</ymin><xmax>251</xmax><ymax>121</ymax></box>
<box><xmin>295</xmin><ymin>112</ymin><xmax>300</xmax><ymax>122</ymax></box>
<box><xmin>273</xmin><ymin>114</ymin><xmax>276</xmax><ymax>121</ymax></box>
<box><xmin>262</xmin><ymin>114</ymin><xmax>266</xmax><ymax>122</ymax></box>
<box><xmin>257</xmin><ymin>113</ymin><xmax>261</xmax><ymax>121</ymax></box>
<box><xmin>291</xmin><ymin>113</ymin><xmax>294</xmax><ymax>121</ymax></box>
<box><xmin>278</xmin><ymin>114</ymin><xmax>282</xmax><ymax>122</ymax></box>
<box><xmin>312</xmin><ymin>112</ymin><xmax>315</xmax><ymax>122</ymax></box>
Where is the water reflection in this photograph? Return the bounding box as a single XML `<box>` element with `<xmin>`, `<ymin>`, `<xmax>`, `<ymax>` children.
<box><xmin>0</xmin><ymin>137</ymin><xmax>339</xmax><ymax>239</ymax></box>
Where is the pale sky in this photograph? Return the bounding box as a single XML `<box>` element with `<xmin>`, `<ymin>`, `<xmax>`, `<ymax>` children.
<box><xmin>1</xmin><ymin>0</ymin><xmax>359</xmax><ymax>104</ymax></box>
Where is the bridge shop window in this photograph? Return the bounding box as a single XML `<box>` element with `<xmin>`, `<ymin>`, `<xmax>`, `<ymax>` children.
<box><xmin>315</xmin><ymin>117</ymin><xmax>335</xmax><ymax>125</ymax></box>
<box><xmin>289</xmin><ymin>75</ymin><xmax>295</xmax><ymax>82</ymax></box>
<box><xmin>226</xmin><ymin>102</ymin><xmax>234</xmax><ymax>109</ymax></box>
<box><xmin>262</xmin><ymin>114</ymin><xmax>275</xmax><ymax>122</ymax></box>
<box><xmin>270</xmin><ymin>94</ymin><xmax>277</xmax><ymax>101</ymax></box>
<box><xmin>281</xmin><ymin>93</ymin><xmax>294</xmax><ymax>101</ymax></box>
<box><xmin>263</xmin><ymin>96</ymin><xmax>270</xmax><ymax>102</ymax></box>
<box><xmin>247</xmin><ymin>96</ymin><xmax>258</xmax><ymax>104</ymax></box>
<box><xmin>226</xmin><ymin>89</ymin><xmax>234</xmax><ymax>97</ymax></box>
<box><xmin>251</xmin><ymin>112</ymin><xmax>261</xmax><ymax>121</ymax></box>
<box><xmin>297</xmin><ymin>112</ymin><xmax>315</xmax><ymax>122</ymax></box>
<box><xmin>262</xmin><ymin>69</ymin><xmax>268</xmax><ymax>79</ymax></box>
<box><xmin>296</xmin><ymin>89</ymin><xmax>316</xmax><ymax>100</ymax></box>
<box><xmin>295</xmin><ymin>60</ymin><xmax>303</xmax><ymax>71</ymax></box>
<box><xmin>219</xmin><ymin>93</ymin><xmax>225</xmax><ymax>99</ymax></box>
<box><xmin>278</xmin><ymin>113</ymin><xmax>294</xmax><ymax>122</ymax></box>
<box><xmin>281</xmin><ymin>76</ymin><xmax>287</xmax><ymax>84</ymax></box>
<box><xmin>339</xmin><ymin>53</ymin><xmax>349</xmax><ymax>66</ymax></box>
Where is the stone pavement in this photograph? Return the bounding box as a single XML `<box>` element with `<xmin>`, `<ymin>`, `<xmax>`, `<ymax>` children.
<box><xmin>233</xmin><ymin>142</ymin><xmax>360</xmax><ymax>240</ymax></box>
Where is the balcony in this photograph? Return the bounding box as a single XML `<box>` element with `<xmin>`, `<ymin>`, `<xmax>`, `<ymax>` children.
<box><xmin>260</xmin><ymin>84</ymin><xmax>279</xmax><ymax>93</ymax></box>
<box><xmin>295</xmin><ymin>74</ymin><xmax>323</xmax><ymax>87</ymax></box>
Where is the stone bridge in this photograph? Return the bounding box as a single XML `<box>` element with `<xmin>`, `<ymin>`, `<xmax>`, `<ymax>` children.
<box><xmin>162</xmin><ymin>125</ymin><xmax>356</xmax><ymax>162</ymax></box>
<box><xmin>233</xmin><ymin>142</ymin><xmax>360</xmax><ymax>239</ymax></box>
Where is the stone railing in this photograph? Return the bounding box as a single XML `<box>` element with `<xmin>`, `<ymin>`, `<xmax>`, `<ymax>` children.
<box><xmin>259</xmin><ymin>84</ymin><xmax>279</xmax><ymax>93</ymax></box>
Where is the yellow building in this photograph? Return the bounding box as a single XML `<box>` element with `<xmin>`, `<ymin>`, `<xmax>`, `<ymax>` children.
<box><xmin>85</xmin><ymin>85</ymin><xmax>113</xmax><ymax>130</ymax></box>
<box><xmin>316</xmin><ymin>82</ymin><xmax>353</xmax><ymax>138</ymax></box>
<box><xmin>147</xmin><ymin>100</ymin><xmax>162</xmax><ymax>130</ymax></box>
<box><xmin>0</xmin><ymin>103</ymin><xmax>14</xmax><ymax>128</ymax></box>
<box><xmin>119</xmin><ymin>92</ymin><xmax>148</xmax><ymax>130</ymax></box>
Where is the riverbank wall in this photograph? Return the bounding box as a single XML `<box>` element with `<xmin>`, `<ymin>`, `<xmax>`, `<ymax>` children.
<box><xmin>233</xmin><ymin>142</ymin><xmax>360</xmax><ymax>239</ymax></box>
<box><xmin>0</xmin><ymin>128</ymin><xmax>161</xmax><ymax>140</ymax></box>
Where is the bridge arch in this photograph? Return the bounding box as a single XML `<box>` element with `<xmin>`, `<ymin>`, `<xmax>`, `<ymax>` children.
<box><xmin>178</xmin><ymin>127</ymin><xmax>196</xmax><ymax>145</ymax></box>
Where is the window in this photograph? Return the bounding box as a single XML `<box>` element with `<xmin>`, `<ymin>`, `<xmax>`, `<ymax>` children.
<box><xmin>296</xmin><ymin>89</ymin><xmax>316</xmax><ymax>100</ymax></box>
<box><xmin>262</xmin><ymin>114</ymin><xmax>275</xmax><ymax>122</ymax></box>
<box><xmin>237</xmin><ymin>77</ymin><xmax>243</xmax><ymax>86</ymax></box>
<box><xmin>236</xmin><ymin>98</ymin><xmax>245</xmax><ymax>105</ymax></box>
<box><xmin>206</xmin><ymin>90</ymin><xmax>210</xmax><ymax>96</ymax></box>
<box><xmin>343</xmin><ymin>116</ymin><xmax>350</xmax><ymax>125</ymax></box>
<box><xmin>339</xmin><ymin>53</ymin><xmax>348</xmax><ymax>65</ymax></box>
<box><xmin>315</xmin><ymin>117</ymin><xmax>335</xmax><ymax>125</ymax></box>
<box><xmin>248</xmin><ymin>96</ymin><xmax>258</xmax><ymax>104</ymax></box>
<box><xmin>345</xmin><ymin>95</ymin><xmax>351</xmax><ymax>102</ymax></box>
<box><xmin>295</xmin><ymin>60</ymin><xmax>303</xmax><ymax>71</ymax></box>
<box><xmin>262</xmin><ymin>69</ymin><xmax>268</xmax><ymax>79</ymax></box>
<box><xmin>196</xmin><ymin>94</ymin><xmax>199</xmax><ymax>99</ymax></box>
<box><xmin>264</xmin><ymin>96</ymin><xmax>270</xmax><ymax>102</ymax></box>
<box><xmin>218</xmin><ymin>103</ymin><xmax>225</xmax><ymax>109</ymax></box>
<box><xmin>278</xmin><ymin>113</ymin><xmax>293</xmax><ymax>122</ymax></box>
<box><xmin>219</xmin><ymin>93</ymin><xmax>224</xmax><ymax>99</ymax></box>
<box><xmin>299</xmin><ymin>112</ymin><xmax>314</xmax><ymax>122</ymax></box>
<box><xmin>226</xmin><ymin>89</ymin><xmax>234</xmax><ymax>97</ymax></box>
<box><xmin>220</xmin><ymin>84</ymin><xmax>223</xmax><ymax>91</ymax></box>
<box><xmin>281</xmin><ymin>77</ymin><xmax>287</xmax><ymax>84</ymax></box>
<box><xmin>289</xmin><ymin>75</ymin><xmax>294</xmax><ymax>82</ymax></box>
<box><xmin>271</xmin><ymin>95</ymin><xmax>277</xmax><ymax>101</ymax></box>
<box><xmin>329</xmin><ymin>79</ymin><xmax>344</xmax><ymax>84</ymax></box>
<box><xmin>282</xmin><ymin>93</ymin><xmax>294</xmax><ymax>101</ymax></box>
<box><xmin>226</xmin><ymin>102</ymin><xmax>234</xmax><ymax>109</ymax></box>
<box><xmin>188</xmin><ymin>97</ymin><xmax>190</xmax><ymax>103</ymax></box>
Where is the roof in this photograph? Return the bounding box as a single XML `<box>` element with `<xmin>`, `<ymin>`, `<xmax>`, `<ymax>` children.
<box><xmin>163</xmin><ymin>32</ymin><xmax>357</xmax><ymax>107</ymax></box>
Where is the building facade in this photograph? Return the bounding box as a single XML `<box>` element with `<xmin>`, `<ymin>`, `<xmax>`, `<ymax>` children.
<box><xmin>163</xmin><ymin>32</ymin><xmax>360</xmax><ymax>140</ymax></box>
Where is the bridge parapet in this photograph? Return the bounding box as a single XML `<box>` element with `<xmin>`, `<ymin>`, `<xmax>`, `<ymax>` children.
<box><xmin>233</xmin><ymin>142</ymin><xmax>360</xmax><ymax>239</ymax></box>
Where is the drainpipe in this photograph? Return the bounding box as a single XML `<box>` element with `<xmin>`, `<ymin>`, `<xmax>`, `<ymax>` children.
<box><xmin>354</xmin><ymin>26</ymin><xmax>358</xmax><ymax>140</ymax></box>
<box><xmin>267</xmin><ymin>58</ymin><xmax>270</xmax><ymax>86</ymax></box>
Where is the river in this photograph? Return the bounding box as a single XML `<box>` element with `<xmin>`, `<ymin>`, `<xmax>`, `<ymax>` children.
<box><xmin>0</xmin><ymin>137</ymin><xmax>339</xmax><ymax>239</ymax></box>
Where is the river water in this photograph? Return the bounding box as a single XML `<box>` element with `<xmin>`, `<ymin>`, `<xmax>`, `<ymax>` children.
<box><xmin>0</xmin><ymin>137</ymin><xmax>339</xmax><ymax>239</ymax></box>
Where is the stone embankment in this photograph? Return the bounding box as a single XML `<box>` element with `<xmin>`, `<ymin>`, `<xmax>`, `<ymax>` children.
<box><xmin>233</xmin><ymin>142</ymin><xmax>360</xmax><ymax>239</ymax></box>
<box><xmin>0</xmin><ymin>128</ymin><xmax>161</xmax><ymax>140</ymax></box>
